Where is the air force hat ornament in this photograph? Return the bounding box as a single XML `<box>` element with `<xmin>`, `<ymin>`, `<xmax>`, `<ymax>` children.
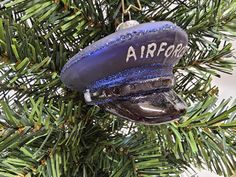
<box><xmin>61</xmin><ymin>21</ymin><xmax>188</xmax><ymax>124</ymax></box>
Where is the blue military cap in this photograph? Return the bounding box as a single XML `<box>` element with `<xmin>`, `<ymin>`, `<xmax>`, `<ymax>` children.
<box><xmin>61</xmin><ymin>21</ymin><xmax>188</xmax><ymax>124</ymax></box>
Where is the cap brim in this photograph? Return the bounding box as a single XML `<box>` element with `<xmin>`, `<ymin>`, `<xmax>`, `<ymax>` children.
<box><xmin>101</xmin><ymin>90</ymin><xmax>186</xmax><ymax>125</ymax></box>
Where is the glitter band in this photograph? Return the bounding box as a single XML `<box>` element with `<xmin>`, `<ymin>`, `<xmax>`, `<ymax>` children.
<box><xmin>84</xmin><ymin>76</ymin><xmax>174</xmax><ymax>104</ymax></box>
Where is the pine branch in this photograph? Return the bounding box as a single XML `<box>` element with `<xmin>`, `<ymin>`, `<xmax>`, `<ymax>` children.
<box><xmin>1</xmin><ymin>1</ymin><xmax>236</xmax><ymax>177</ymax></box>
<box><xmin>156</xmin><ymin>97</ymin><xmax>236</xmax><ymax>177</ymax></box>
<box><xmin>1</xmin><ymin>95</ymin><xmax>236</xmax><ymax>176</ymax></box>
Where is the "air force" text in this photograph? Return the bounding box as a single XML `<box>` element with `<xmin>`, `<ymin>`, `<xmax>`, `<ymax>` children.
<box><xmin>126</xmin><ymin>42</ymin><xmax>188</xmax><ymax>63</ymax></box>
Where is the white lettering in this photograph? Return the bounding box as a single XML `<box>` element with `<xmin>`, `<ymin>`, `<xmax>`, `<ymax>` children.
<box><xmin>140</xmin><ymin>45</ymin><xmax>145</xmax><ymax>58</ymax></box>
<box><xmin>165</xmin><ymin>45</ymin><xmax>175</xmax><ymax>58</ymax></box>
<box><xmin>178</xmin><ymin>46</ymin><xmax>188</xmax><ymax>57</ymax></box>
<box><xmin>146</xmin><ymin>43</ymin><xmax>157</xmax><ymax>58</ymax></box>
<box><xmin>126</xmin><ymin>46</ymin><xmax>137</xmax><ymax>62</ymax></box>
<box><xmin>172</xmin><ymin>43</ymin><xmax>182</xmax><ymax>57</ymax></box>
<box><xmin>157</xmin><ymin>42</ymin><xmax>167</xmax><ymax>56</ymax></box>
<box><xmin>125</xmin><ymin>43</ymin><xmax>188</xmax><ymax>62</ymax></box>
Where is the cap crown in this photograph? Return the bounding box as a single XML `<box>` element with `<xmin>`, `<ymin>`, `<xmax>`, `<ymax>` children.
<box><xmin>61</xmin><ymin>21</ymin><xmax>188</xmax><ymax>92</ymax></box>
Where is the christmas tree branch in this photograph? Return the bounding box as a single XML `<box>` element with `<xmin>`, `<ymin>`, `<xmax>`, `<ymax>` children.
<box><xmin>0</xmin><ymin>0</ymin><xmax>236</xmax><ymax>176</ymax></box>
<box><xmin>160</xmin><ymin>97</ymin><xmax>236</xmax><ymax>176</ymax></box>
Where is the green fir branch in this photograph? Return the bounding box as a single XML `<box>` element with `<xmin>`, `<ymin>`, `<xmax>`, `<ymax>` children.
<box><xmin>0</xmin><ymin>0</ymin><xmax>236</xmax><ymax>177</ymax></box>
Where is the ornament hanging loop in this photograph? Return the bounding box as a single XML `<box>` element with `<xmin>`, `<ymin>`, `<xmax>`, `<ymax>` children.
<box><xmin>121</xmin><ymin>11</ymin><xmax>132</xmax><ymax>22</ymax></box>
<box><xmin>121</xmin><ymin>0</ymin><xmax>142</xmax><ymax>15</ymax></box>
<box><xmin>118</xmin><ymin>0</ymin><xmax>142</xmax><ymax>30</ymax></box>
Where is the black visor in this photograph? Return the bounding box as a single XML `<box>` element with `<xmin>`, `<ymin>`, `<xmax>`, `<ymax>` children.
<box><xmin>101</xmin><ymin>90</ymin><xmax>186</xmax><ymax>124</ymax></box>
<box><xmin>84</xmin><ymin>77</ymin><xmax>186</xmax><ymax>124</ymax></box>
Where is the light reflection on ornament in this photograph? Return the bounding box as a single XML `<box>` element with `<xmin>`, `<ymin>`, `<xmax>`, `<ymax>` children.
<box><xmin>139</xmin><ymin>103</ymin><xmax>166</xmax><ymax>113</ymax></box>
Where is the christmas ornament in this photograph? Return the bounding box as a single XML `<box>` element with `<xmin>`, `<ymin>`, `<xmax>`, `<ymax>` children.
<box><xmin>60</xmin><ymin>20</ymin><xmax>188</xmax><ymax>124</ymax></box>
